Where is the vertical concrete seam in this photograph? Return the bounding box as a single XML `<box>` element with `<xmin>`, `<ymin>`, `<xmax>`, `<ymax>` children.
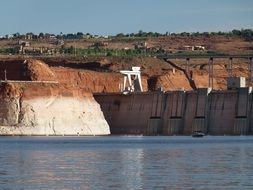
<box><xmin>155</xmin><ymin>93</ymin><xmax>158</xmax><ymax>117</ymax></box>
<box><xmin>249</xmin><ymin>92</ymin><xmax>253</xmax><ymax>133</ymax></box>
<box><xmin>206</xmin><ymin>92</ymin><xmax>212</xmax><ymax>134</ymax></box>
<box><xmin>235</xmin><ymin>90</ymin><xmax>239</xmax><ymax>117</ymax></box>
<box><xmin>195</xmin><ymin>90</ymin><xmax>199</xmax><ymax>117</ymax></box>
<box><xmin>182</xmin><ymin>92</ymin><xmax>188</xmax><ymax>134</ymax></box>
<box><xmin>169</xmin><ymin>93</ymin><xmax>173</xmax><ymax>117</ymax></box>
<box><xmin>246</xmin><ymin>89</ymin><xmax>249</xmax><ymax>118</ymax></box>
<box><xmin>175</xmin><ymin>92</ymin><xmax>179</xmax><ymax>117</ymax></box>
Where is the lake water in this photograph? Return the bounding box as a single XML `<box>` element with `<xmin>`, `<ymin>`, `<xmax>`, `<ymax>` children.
<box><xmin>0</xmin><ymin>136</ymin><xmax>253</xmax><ymax>190</ymax></box>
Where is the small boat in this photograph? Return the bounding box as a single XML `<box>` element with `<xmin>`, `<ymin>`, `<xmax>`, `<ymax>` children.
<box><xmin>192</xmin><ymin>131</ymin><xmax>205</xmax><ymax>137</ymax></box>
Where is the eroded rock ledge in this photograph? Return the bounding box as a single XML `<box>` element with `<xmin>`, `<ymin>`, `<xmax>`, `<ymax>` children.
<box><xmin>0</xmin><ymin>59</ymin><xmax>110</xmax><ymax>135</ymax></box>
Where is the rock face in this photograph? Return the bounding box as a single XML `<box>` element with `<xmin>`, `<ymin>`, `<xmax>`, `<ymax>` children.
<box><xmin>0</xmin><ymin>60</ymin><xmax>110</xmax><ymax>136</ymax></box>
<box><xmin>0</xmin><ymin>95</ymin><xmax>110</xmax><ymax>136</ymax></box>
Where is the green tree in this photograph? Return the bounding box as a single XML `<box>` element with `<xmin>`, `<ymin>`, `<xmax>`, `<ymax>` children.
<box><xmin>116</xmin><ymin>33</ymin><xmax>125</xmax><ymax>38</ymax></box>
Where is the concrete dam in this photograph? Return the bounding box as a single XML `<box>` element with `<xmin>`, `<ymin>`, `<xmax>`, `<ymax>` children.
<box><xmin>94</xmin><ymin>87</ymin><xmax>253</xmax><ymax>135</ymax></box>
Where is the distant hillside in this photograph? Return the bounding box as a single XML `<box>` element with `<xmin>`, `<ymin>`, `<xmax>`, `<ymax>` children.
<box><xmin>0</xmin><ymin>29</ymin><xmax>253</xmax><ymax>57</ymax></box>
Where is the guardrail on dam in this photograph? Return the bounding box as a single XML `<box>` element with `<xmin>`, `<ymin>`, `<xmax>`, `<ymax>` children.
<box><xmin>94</xmin><ymin>88</ymin><xmax>253</xmax><ymax>135</ymax></box>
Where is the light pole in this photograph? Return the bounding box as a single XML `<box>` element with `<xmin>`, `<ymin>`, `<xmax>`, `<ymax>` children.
<box><xmin>208</xmin><ymin>57</ymin><xmax>213</xmax><ymax>89</ymax></box>
<box><xmin>228</xmin><ymin>57</ymin><xmax>233</xmax><ymax>77</ymax></box>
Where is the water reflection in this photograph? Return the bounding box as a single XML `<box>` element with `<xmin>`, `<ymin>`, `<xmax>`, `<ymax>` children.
<box><xmin>0</xmin><ymin>136</ymin><xmax>253</xmax><ymax>190</ymax></box>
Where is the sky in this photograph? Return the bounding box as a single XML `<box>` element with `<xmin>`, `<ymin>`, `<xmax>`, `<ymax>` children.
<box><xmin>0</xmin><ymin>0</ymin><xmax>252</xmax><ymax>35</ymax></box>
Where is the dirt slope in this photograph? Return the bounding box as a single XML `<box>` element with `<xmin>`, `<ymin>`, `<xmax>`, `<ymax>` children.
<box><xmin>0</xmin><ymin>56</ymin><xmax>251</xmax><ymax>93</ymax></box>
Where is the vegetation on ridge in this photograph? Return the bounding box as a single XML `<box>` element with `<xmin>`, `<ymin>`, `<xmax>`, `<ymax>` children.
<box><xmin>0</xmin><ymin>28</ymin><xmax>252</xmax><ymax>58</ymax></box>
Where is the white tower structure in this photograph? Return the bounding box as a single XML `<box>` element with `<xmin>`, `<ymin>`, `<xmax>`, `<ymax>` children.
<box><xmin>120</xmin><ymin>67</ymin><xmax>143</xmax><ymax>92</ymax></box>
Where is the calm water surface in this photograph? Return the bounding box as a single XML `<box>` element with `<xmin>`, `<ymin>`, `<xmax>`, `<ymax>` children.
<box><xmin>0</xmin><ymin>136</ymin><xmax>253</xmax><ymax>190</ymax></box>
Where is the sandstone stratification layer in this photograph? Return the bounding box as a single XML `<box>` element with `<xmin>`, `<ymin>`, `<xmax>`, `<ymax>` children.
<box><xmin>0</xmin><ymin>59</ymin><xmax>110</xmax><ymax>135</ymax></box>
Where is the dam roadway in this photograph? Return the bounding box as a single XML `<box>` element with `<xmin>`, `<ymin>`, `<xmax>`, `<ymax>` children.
<box><xmin>94</xmin><ymin>88</ymin><xmax>253</xmax><ymax>136</ymax></box>
<box><xmin>157</xmin><ymin>54</ymin><xmax>253</xmax><ymax>59</ymax></box>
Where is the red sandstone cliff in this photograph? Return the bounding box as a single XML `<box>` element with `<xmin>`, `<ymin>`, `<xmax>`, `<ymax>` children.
<box><xmin>0</xmin><ymin>59</ymin><xmax>110</xmax><ymax>135</ymax></box>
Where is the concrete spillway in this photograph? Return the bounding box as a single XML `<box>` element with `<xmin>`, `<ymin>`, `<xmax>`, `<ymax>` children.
<box><xmin>94</xmin><ymin>88</ymin><xmax>253</xmax><ymax>135</ymax></box>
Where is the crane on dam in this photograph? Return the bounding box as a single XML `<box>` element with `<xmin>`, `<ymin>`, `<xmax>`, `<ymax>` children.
<box><xmin>120</xmin><ymin>66</ymin><xmax>143</xmax><ymax>93</ymax></box>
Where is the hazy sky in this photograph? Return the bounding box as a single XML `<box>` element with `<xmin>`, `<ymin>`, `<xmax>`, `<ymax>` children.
<box><xmin>0</xmin><ymin>0</ymin><xmax>252</xmax><ymax>35</ymax></box>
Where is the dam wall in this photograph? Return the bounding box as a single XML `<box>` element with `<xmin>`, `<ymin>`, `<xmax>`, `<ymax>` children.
<box><xmin>250</xmin><ymin>92</ymin><xmax>253</xmax><ymax>134</ymax></box>
<box><xmin>94</xmin><ymin>87</ymin><xmax>253</xmax><ymax>135</ymax></box>
<box><xmin>94</xmin><ymin>92</ymin><xmax>163</xmax><ymax>134</ymax></box>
